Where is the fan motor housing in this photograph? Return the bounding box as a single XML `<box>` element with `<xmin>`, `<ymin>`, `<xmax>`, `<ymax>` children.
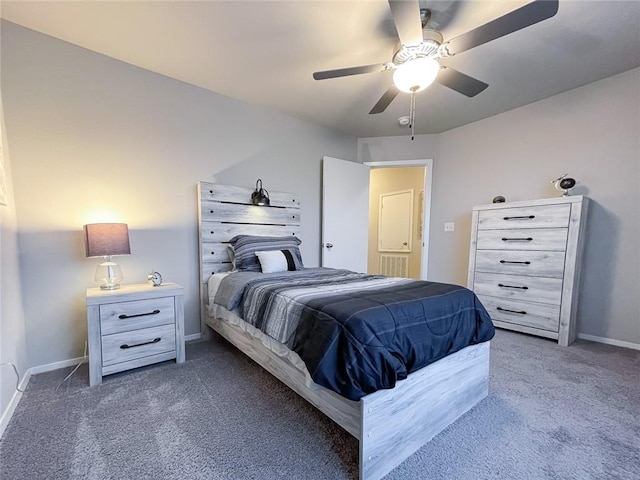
<box><xmin>392</xmin><ymin>30</ymin><xmax>443</xmax><ymax>65</ymax></box>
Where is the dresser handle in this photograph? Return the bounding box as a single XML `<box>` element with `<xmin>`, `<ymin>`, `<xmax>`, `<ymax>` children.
<box><xmin>496</xmin><ymin>307</ymin><xmax>527</xmax><ymax>315</ymax></box>
<box><xmin>119</xmin><ymin>309</ymin><xmax>161</xmax><ymax>320</ymax></box>
<box><xmin>503</xmin><ymin>215</ymin><xmax>535</xmax><ymax>220</ymax></box>
<box><xmin>499</xmin><ymin>260</ymin><xmax>531</xmax><ymax>265</ymax></box>
<box><xmin>498</xmin><ymin>283</ymin><xmax>529</xmax><ymax>290</ymax></box>
<box><xmin>120</xmin><ymin>337</ymin><xmax>161</xmax><ymax>349</ymax></box>
<box><xmin>501</xmin><ymin>237</ymin><xmax>533</xmax><ymax>242</ymax></box>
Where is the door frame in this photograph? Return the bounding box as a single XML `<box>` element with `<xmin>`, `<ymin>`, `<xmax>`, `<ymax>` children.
<box><xmin>363</xmin><ymin>159</ymin><xmax>433</xmax><ymax>280</ymax></box>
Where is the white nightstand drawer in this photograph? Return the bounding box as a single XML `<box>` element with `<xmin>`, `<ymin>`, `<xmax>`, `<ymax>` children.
<box><xmin>100</xmin><ymin>297</ymin><xmax>175</xmax><ymax>335</ymax></box>
<box><xmin>102</xmin><ymin>324</ymin><xmax>176</xmax><ymax>367</ymax></box>
<box><xmin>478</xmin><ymin>204</ymin><xmax>570</xmax><ymax>230</ymax></box>
<box><xmin>476</xmin><ymin>228</ymin><xmax>568</xmax><ymax>251</ymax></box>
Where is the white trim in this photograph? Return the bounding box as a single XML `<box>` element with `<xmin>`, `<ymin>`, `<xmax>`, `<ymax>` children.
<box><xmin>185</xmin><ymin>333</ymin><xmax>202</xmax><ymax>342</ymax></box>
<box><xmin>1</xmin><ymin>343</ymin><xmax>205</xmax><ymax>438</ymax></box>
<box><xmin>29</xmin><ymin>356</ymin><xmax>87</xmax><ymax>375</ymax></box>
<box><xmin>577</xmin><ymin>333</ymin><xmax>640</xmax><ymax>351</ymax></box>
<box><xmin>2</xmin><ymin>358</ymin><xmax>86</xmax><ymax>438</ymax></box>
<box><xmin>3</xmin><ymin>330</ymin><xmax>634</xmax><ymax>440</ymax></box>
<box><xmin>421</xmin><ymin>163</ymin><xmax>433</xmax><ymax>280</ymax></box>
<box><xmin>364</xmin><ymin>160</ymin><xmax>429</xmax><ymax>167</ymax></box>
<box><xmin>0</xmin><ymin>369</ymin><xmax>30</xmax><ymax>439</ymax></box>
<box><xmin>364</xmin><ymin>159</ymin><xmax>433</xmax><ymax>280</ymax></box>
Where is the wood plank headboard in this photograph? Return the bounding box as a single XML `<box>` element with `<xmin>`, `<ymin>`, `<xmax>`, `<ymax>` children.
<box><xmin>197</xmin><ymin>182</ymin><xmax>301</xmax><ymax>335</ymax></box>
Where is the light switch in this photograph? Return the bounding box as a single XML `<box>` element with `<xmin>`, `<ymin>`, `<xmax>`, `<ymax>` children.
<box><xmin>444</xmin><ymin>222</ymin><xmax>455</xmax><ymax>232</ymax></box>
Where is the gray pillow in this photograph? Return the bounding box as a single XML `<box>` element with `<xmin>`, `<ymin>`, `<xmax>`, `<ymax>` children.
<box><xmin>229</xmin><ymin>235</ymin><xmax>304</xmax><ymax>272</ymax></box>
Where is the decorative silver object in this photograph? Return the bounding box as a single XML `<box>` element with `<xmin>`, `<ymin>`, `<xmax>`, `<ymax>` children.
<box><xmin>147</xmin><ymin>270</ymin><xmax>162</xmax><ymax>286</ymax></box>
<box><xmin>550</xmin><ymin>174</ymin><xmax>576</xmax><ymax>196</ymax></box>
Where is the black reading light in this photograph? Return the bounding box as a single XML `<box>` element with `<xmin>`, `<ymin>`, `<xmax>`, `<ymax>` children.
<box><xmin>251</xmin><ymin>179</ymin><xmax>270</xmax><ymax>206</ymax></box>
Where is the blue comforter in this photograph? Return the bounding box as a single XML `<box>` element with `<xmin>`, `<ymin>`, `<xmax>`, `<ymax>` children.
<box><xmin>214</xmin><ymin>268</ymin><xmax>494</xmax><ymax>400</ymax></box>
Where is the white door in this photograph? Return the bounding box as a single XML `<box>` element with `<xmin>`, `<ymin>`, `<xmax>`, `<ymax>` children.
<box><xmin>379</xmin><ymin>189</ymin><xmax>413</xmax><ymax>252</ymax></box>
<box><xmin>322</xmin><ymin>156</ymin><xmax>370</xmax><ymax>272</ymax></box>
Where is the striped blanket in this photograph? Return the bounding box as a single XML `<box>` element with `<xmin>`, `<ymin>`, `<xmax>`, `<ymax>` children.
<box><xmin>214</xmin><ymin>268</ymin><xmax>494</xmax><ymax>400</ymax></box>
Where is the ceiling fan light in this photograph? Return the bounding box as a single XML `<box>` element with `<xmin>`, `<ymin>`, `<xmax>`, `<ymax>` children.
<box><xmin>393</xmin><ymin>57</ymin><xmax>440</xmax><ymax>93</ymax></box>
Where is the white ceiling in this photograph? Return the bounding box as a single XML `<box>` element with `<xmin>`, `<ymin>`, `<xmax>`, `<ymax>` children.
<box><xmin>2</xmin><ymin>1</ymin><xmax>639</xmax><ymax>137</ymax></box>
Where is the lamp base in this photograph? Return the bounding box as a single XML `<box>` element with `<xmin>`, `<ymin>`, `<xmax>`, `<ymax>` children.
<box><xmin>95</xmin><ymin>258</ymin><xmax>124</xmax><ymax>290</ymax></box>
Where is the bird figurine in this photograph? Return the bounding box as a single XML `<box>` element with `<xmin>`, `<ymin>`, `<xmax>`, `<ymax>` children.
<box><xmin>550</xmin><ymin>174</ymin><xmax>576</xmax><ymax>197</ymax></box>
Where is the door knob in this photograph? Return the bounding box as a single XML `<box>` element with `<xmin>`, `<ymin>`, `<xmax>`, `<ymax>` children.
<box><xmin>325</xmin><ymin>243</ymin><xmax>333</xmax><ymax>249</ymax></box>
<box><xmin>403</xmin><ymin>242</ymin><xmax>408</xmax><ymax>246</ymax></box>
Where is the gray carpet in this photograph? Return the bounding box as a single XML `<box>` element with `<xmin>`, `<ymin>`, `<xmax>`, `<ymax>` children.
<box><xmin>1</xmin><ymin>330</ymin><xmax>638</xmax><ymax>480</ymax></box>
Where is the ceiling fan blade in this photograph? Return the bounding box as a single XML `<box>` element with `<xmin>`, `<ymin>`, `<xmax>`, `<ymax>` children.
<box><xmin>446</xmin><ymin>0</ymin><xmax>559</xmax><ymax>55</ymax></box>
<box><xmin>437</xmin><ymin>67</ymin><xmax>488</xmax><ymax>97</ymax></box>
<box><xmin>313</xmin><ymin>64</ymin><xmax>388</xmax><ymax>80</ymax></box>
<box><xmin>369</xmin><ymin>85</ymin><xmax>400</xmax><ymax>114</ymax></box>
<box><xmin>388</xmin><ymin>0</ymin><xmax>424</xmax><ymax>46</ymax></box>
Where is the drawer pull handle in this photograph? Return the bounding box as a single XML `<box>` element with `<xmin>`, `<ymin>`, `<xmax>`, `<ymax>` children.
<box><xmin>118</xmin><ymin>309</ymin><xmax>161</xmax><ymax>320</ymax></box>
<box><xmin>501</xmin><ymin>237</ymin><xmax>533</xmax><ymax>242</ymax></box>
<box><xmin>120</xmin><ymin>337</ymin><xmax>161</xmax><ymax>349</ymax></box>
<box><xmin>496</xmin><ymin>307</ymin><xmax>527</xmax><ymax>315</ymax></box>
<box><xmin>499</xmin><ymin>260</ymin><xmax>531</xmax><ymax>265</ymax></box>
<box><xmin>498</xmin><ymin>283</ymin><xmax>529</xmax><ymax>290</ymax></box>
<box><xmin>503</xmin><ymin>215</ymin><xmax>535</xmax><ymax>220</ymax></box>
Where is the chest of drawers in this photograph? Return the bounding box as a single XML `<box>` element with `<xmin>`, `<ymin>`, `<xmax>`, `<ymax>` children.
<box><xmin>468</xmin><ymin>196</ymin><xmax>589</xmax><ymax>346</ymax></box>
<box><xmin>86</xmin><ymin>283</ymin><xmax>185</xmax><ymax>385</ymax></box>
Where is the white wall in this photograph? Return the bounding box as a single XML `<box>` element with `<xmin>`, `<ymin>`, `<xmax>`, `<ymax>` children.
<box><xmin>1</xmin><ymin>21</ymin><xmax>356</xmax><ymax>368</ymax></box>
<box><xmin>359</xmin><ymin>67</ymin><xmax>640</xmax><ymax>346</ymax></box>
<box><xmin>0</xmin><ymin>18</ymin><xmax>29</xmax><ymax>431</ymax></box>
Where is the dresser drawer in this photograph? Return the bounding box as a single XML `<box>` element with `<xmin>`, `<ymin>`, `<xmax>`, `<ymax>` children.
<box><xmin>477</xmin><ymin>295</ymin><xmax>560</xmax><ymax>332</ymax></box>
<box><xmin>476</xmin><ymin>228</ymin><xmax>568</xmax><ymax>251</ymax></box>
<box><xmin>475</xmin><ymin>250</ymin><xmax>566</xmax><ymax>278</ymax></box>
<box><xmin>100</xmin><ymin>297</ymin><xmax>175</xmax><ymax>335</ymax></box>
<box><xmin>473</xmin><ymin>272</ymin><xmax>562</xmax><ymax>305</ymax></box>
<box><xmin>101</xmin><ymin>324</ymin><xmax>176</xmax><ymax>367</ymax></box>
<box><xmin>478</xmin><ymin>204</ymin><xmax>570</xmax><ymax>230</ymax></box>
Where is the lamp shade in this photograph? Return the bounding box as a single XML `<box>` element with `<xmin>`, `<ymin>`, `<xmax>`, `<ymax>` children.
<box><xmin>83</xmin><ymin>223</ymin><xmax>131</xmax><ymax>258</ymax></box>
<box><xmin>393</xmin><ymin>57</ymin><xmax>440</xmax><ymax>93</ymax></box>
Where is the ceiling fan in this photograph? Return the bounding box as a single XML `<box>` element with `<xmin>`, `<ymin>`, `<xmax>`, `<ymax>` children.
<box><xmin>313</xmin><ymin>0</ymin><xmax>559</xmax><ymax>115</ymax></box>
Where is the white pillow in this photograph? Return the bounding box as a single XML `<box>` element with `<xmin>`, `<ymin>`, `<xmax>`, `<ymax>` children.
<box><xmin>255</xmin><ymin>250</ymin><xmax>290</xmax><ymax>273</ymax></box>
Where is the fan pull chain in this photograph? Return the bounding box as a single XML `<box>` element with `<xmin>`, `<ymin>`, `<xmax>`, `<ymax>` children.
<box><xmin>409</xmin><ymin>87</ymin><xmax>417</xmax><ymax>140</ymax></box>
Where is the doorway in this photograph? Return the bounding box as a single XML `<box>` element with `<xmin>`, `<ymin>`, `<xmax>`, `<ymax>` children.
<box><xmin>321</xmin><ymin>157</ymin><xmax>432</xmax><ymax>279</ymax></box>
<box><xmin>364</xmin><ymin>160</ymin><xmax>432</xmax><ymax>280</ymax></box>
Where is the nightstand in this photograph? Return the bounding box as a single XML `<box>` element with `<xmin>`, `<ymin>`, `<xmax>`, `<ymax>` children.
<box><xmin>86</xmin><ymin>283</ymin><xmax>185</xmax><ymax>386</ymax></box>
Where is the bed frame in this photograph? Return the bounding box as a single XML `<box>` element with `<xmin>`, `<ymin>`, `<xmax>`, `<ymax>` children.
<box><xmin>197</xmin><ymin>181</ymin><xmax>490</xmax><ymax>480</ymax></box>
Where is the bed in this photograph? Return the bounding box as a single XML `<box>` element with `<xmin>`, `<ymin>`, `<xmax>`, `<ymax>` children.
<box><xmin>197</xmin><ymin>181</ymin><xmax>493</xmax><ymax>480</ymax></box>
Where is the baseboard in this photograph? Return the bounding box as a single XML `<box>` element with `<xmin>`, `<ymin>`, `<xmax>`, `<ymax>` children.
<box><xmin>29</xmin><ymin>356</ymin><xmax>87</xmax><ymax>375</ymax></box>
<box><xmin>578</xmin><ymin>333</ymin><xmax>640</xmax><ymax>351</ymax></box>
<box><xmin>3</xmin><ymin>331</ymin><xmax>634</xmax><ymax>439</ymax></box>
<box><xmin>1</xmin><ymin>356</ymin><xmax>86</xmax><ymax>439</ymax></box>
<box><xmin>0</xmin><ymin>369</ymin><xmax>31</xmax><ymax>440</ymax></box>
<box><xmin>1</xmin><ymin>343</ymin><xmax>198</xmax><ymax>438</ymax></box>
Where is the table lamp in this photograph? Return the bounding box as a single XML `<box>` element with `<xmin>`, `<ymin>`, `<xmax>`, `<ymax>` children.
<box><xmin>83</xmin><ymin>223</ymin><xmax>131</xmax><ymax>290</ymax></box>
